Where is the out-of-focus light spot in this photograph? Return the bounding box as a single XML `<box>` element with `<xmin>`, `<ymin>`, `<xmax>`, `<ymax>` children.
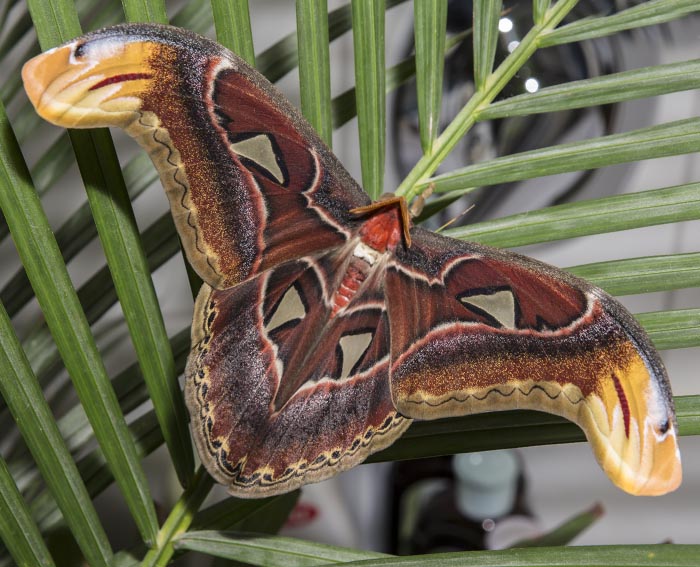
<box><xmin>498</xmin><ymin>18</ymin><xmax>513</xmax><ymax>33</ymax></box>
<box><xmin>525</xmin><ymin>78</ymin><xmax>540</xmax><ymax>93</ymax></box>
<box><xmin>507</xmin><ymin>40</ymin><xmax>520</xmax><ymax>52</ymax></box>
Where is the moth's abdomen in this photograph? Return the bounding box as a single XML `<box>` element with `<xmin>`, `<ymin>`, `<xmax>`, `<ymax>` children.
<box><xmin>331</xmin><ymin>257</ymin><xmax>368</xmax><ymax>317</ymax></box>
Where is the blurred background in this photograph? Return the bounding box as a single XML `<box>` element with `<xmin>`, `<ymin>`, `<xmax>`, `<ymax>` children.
<box><xmin>1</xmin><ymin>0</ymin><xmax>698</xmax><ymax>560</ymax></box>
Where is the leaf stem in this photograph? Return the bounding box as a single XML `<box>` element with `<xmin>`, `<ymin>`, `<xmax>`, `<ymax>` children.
<box><xmin>395</xmin><ymin>0</ymin><xmax>578</xmax><ymax>202</ymax></box>
<box><xmin>141</xmin><ymin>467</ymin><xmax>213</xmax><ymax>567</ymax></box>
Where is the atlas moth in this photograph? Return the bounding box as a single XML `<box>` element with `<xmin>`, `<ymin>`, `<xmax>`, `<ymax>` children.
<box><xmin>22</xmin><ymin>24</ymin><xmax>681</xmax><ymax>498</ymax></box>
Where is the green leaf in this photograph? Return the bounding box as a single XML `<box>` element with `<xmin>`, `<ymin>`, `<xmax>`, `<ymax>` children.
<box><xmin>332</xmin><ymin>30</ymin><xmax>469</xmax><ymax>131</ymax></box>
<box><xmin>140</xmin><ymin>467</ymin><xmax>214</xmax><ymax>567</ymax></box>
<box><xmin>30</xmin><ymin>410</ymin><xmax>166</xmax><ymax>534</ymax></box>
<box><xmin>0</xmin><ymin>443</ymin><xmax>55</xmax><ymax>567</ymax></box>
<box><xmin>675</xmin><ymin>395</ymin><xmax>700</xmax><ymax>435</ymax></box>
<box><xmin>173</xmin><ymin>531</ymin><xmax>388</xmax><ymax>565</ymax></box>
<box><xmin>256</xmin><ymin>0</ymin><xmax>405</xmax><ymax>83</ymax></box>
<box><xmin>211</xmin><ymin>0</ymin><xmax>255</xmax><ymax>64</ymax></box>
<box><xmin>541</xmin><ymin>0</ymin><xmax>700</xmax><ymax>47</ymax></box>
<box><xmin>396</xmin><ymin>0</ymin><xmax>578</xmax><ymax>201</ymax></box>
<box><xmin>120</xmin><ymin>0</ymin><xmax>168</xmax><ymax>24</ymax></box>
<box><xmin>0</xmin><ymin>93</ymin><xmax>157</xmax><ymax>548</ymax></box>
<box><xmin>568</xmin><ymin>253</ymin><xmax>700</xmax><ymax>297</ymax></box>
<box><xmin>68</xmin><ymin>129</ymin><xmax>194</xmax><ymax>488</ymax></box>
<box><xmin>26</xmin><ymin>0</ymin><xmax>194</xmax><ymax>487</ymax></box>
<box><xmin>0</xmin><ymin>303</ymin><xmax>112</xmax><ymax>566</ymax></box>
<box><xmin>30</xmin><ymin>411</ymin><xmax>163</xmax><ymax>532</ymax></box>
<box><xmin>637</xmin><ymin>309</ymin><xmax>700</xmax><ymax>351</ymax></box>
<box><xmin>473</xmin><ymin>0</ymin><xmax>502</xmax><ymax>90</ymax></box>
<box><xmin>24</xmin><ymin>0</ymin><xmax>81</xmax><ymax>48</ymax></box>
<box><xmin>510</xmin><ymin>503</ymin><xmax>603</xmax><ymax>548</ymax></box>
<box><xmin>192</xmin><ymin>494</ymin><xmax>298</xmax><ymax>531</ymax></box>
<box><xmin>297</xmin><ymin>0</ymin><xmax>332</xmax><ymax>145</ymax></box>
<box><xmin>426</xmin><ymin>118</ymin><xmax>700</xmax><ymax>194</ymax></box>
<box><xmin>446</xmin><ymin>182</ymin><xmax>700</xmax><ymax>248</ymax></box>
<box><xmin>232</xmin><ymin>490</ymin><xmax>299</xmax><ymax>535</ymax></box>
<box><xmin>309</xmin><ymin>544</ymin><xmax>700</xmax><ymax>566</ymax></box>
<box><xmin>479</xmin><ymin>59</ymin><xmax>700</xmax><ymax>121</ymax></box>
<box><xmin>172</xmin><ymin>0</ymin><xmax>212</xmax><ymax>36</ymax></box>
<box><xmin>5</xmin><ymin>212</ymin><xmax>181</xmax><ymax>407</ymax></box>
<box><xmin>413</xmin><ymin>0</ymin><xmax>447</xmax><ymax>152</ymax></box>
<box><xmin>1</xmin><ymin>158</ymin><xmax>159</xmax><ymax>319</ymax></box>
<box><xmin>83</xmin><ymin>0</ymin><xmax>126</xmax><ymax>30</ymax></box>
<box><xmin>351</xmin><ymin>0</ymin><xmax>385</xmax><ymax>199</ymax></box>
<box><xmin>6</xmin><ymin>328</ymin><xmax>189</xmax><ymax>491</ymax></box>
<box><xmin>532</xmin><ymin>0</ymin><xmax>550</xmax><ymax>25</ymax></box>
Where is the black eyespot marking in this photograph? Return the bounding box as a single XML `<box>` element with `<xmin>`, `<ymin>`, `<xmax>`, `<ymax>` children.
<box><xmin>74</xmin><ymin>42</ymin><xmax>87</xmax><ymax>58</ymax></box>
<box><xmin>659</xmin><ymin>419</ymin><xmax>671</xmax><ymax>435</ymax></box>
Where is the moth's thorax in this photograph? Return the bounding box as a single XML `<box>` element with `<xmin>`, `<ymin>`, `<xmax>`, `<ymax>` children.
<box><xmin>330</xmin><ymin>200</ymin><xmax>407</xmax><ymax>317</ymax></box>
<box><xmin>358</xmin><ymin>205</ymin><xmax>403</xmax><ymax>253</ymax></box>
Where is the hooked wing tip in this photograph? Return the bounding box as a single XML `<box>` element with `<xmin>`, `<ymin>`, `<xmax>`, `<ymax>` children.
<box><xmin>581</xmin><ymin>353</ymin><xmax>682</xmax><ymax>497</ymax></box>
<box><xmin>602</xmin><ymin>432</ymin><xmax>682</xmax><ymax>497</ymax></box>
<box><xmin>22</xmin><ymin>35</ymin><xmax>157</xmax><ymax>129</ymax></box>
<box><xmin>22</xmin><ymin>44</ymin><xmax>72</xmax><ymax>120</ymax></box>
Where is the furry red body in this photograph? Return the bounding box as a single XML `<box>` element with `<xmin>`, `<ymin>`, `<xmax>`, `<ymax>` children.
<box><xmin>331</xmin><ymin>203</ymin><xmax>405</xmax><ymax>317</ymax></box>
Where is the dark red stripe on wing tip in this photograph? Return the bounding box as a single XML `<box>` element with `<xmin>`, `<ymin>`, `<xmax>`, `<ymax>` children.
<box><xmin>89</xmin><ymin>73</ymin><xmax>152</xmax><ymax>91</ymax></box>
<box><xmin>611</xmin><ymin>371</ymin><xmax>631</xmax><ymax>438</ymax></box>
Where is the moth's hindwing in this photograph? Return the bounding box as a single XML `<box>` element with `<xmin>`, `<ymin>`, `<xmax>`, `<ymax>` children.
<box><xmin>186</xmin><ymin>257</ymin><xmax>409</xmax><ymax>497</ymax></box>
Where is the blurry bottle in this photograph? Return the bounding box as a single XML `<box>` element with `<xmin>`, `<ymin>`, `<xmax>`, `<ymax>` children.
<box><xmin>391</xmin><ymin>450</ymin><xmax>540</xmax><ymax>553</ymax></box>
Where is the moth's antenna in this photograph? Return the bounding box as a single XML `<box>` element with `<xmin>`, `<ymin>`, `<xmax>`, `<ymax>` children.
<box><xmin>436</xmin><ymin>204</ymin><xmax>475</xmax><ymax>233</ymax></box>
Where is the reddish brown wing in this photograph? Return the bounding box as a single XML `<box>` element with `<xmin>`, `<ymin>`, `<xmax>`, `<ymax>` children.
<box><xmin>387</xmin><ymin>227</ymin><xmax>681</xmax><ymax>496</ymax></box>
<box><xmin>22</xmin><ymin>23</ymin><xmax>370</xmax><ymax>289</ymax></box>
<box><xmin>187</xmin><ymin>252</ymin><xmax>409</xmax><ymax>497</ymax></box>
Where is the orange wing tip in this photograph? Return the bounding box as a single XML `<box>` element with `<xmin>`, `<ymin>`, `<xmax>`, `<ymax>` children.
<box><xmin>22</xmin><ymin>44</ymin><xmax>73</xmax><ymax>121</ymax></box>
<box><xmin>22</xmin><ymin>38</ymin><xmax>156</xmax><ymax>129</ymax></box>
<box><xmin>600</xmin><ymin>429</ymin><xmax>682</xmax><ymax>497</ymax></box>
<box><xmin>582</xmin><ymin>395</ymin><xmax>682</xmax><ymax>496</ymax></box>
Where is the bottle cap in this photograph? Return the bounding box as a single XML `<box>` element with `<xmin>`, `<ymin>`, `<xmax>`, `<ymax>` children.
<box><xmin>453</xmin><ymin>450</ymin><xmax>519</xmax><ymax>520</ymax></box>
